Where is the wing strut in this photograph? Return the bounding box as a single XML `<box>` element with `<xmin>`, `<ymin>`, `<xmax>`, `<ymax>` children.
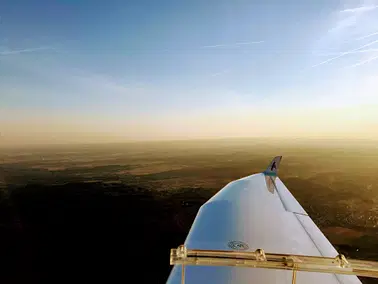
<box><xmin>171</xmin><ymin>245</ymin><xmax>378</xmax><ymax>282</ymax></box>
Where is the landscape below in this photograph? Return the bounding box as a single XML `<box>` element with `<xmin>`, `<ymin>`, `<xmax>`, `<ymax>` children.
<box><xmin>1</xmin><ymin>138</ymin><xmax>377</xmax><ymax>283</ymax></box>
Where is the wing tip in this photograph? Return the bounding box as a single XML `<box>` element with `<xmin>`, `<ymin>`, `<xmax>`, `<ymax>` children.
<box><xmin>263</xmin><ymin>156</ymin><xmax>282</xmax><ymax>176</ymax></box>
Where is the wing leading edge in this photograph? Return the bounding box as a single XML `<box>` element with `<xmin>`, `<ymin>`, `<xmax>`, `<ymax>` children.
<box><xmin>167</xmin><ymin>157</ymin><xmax>362</xmax><ymax>284</ymax></box>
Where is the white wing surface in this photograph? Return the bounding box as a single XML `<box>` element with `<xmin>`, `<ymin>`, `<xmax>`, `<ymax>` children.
<box><xmin>167</xmin><ymin>156</ymin><xmax>362</xmax><ymax>284</ymax></box>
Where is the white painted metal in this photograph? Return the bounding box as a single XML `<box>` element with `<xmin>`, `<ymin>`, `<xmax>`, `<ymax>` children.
<box><xmin>166</xmin><ymin>159</ymin><xmax>362</xmax><ymax>284</ymax></box>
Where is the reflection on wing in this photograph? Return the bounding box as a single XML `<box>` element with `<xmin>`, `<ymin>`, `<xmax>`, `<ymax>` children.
<box><xmin>167</xmin><ymin>157</ymin><xmax>371</xmax><ymax>284</ymax></box>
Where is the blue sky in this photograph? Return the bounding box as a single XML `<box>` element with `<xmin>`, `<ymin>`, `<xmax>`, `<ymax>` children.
<box><xmin>1</xmin><ymin>0</ymin><xmax>378</xmax><ymax>144</ymax></box>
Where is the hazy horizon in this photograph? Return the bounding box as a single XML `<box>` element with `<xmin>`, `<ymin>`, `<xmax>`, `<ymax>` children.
<box><xmin>1</xmin><ymin>135</ymin><xmax>378</xmax><ymax>149</ymax></box>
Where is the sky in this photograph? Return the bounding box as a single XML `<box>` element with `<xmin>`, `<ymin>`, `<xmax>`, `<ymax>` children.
<box><xmin>1</xmin><ymin>0</ymin><xmax>378</xmax><ymax>145</ymax></box>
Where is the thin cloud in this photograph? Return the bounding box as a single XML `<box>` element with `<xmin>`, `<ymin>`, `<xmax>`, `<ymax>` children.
<box><xmin>312</xmin><ymin>39</ymin><xmax>378</xmax><ymax>67</ymax></box>
<box><xmin>329</xmin><ymin>5</ymin><xmax>378</xmax><ymax>33</ymax></box>
<box><xmin>340</xmin><ymin>5</ymin><xmax>378</xmax><ymax>13</ymax></box>
<box><xmin>0</xmin><ymin>46</ymin><xmax>52</xmax><ymax>56</ymax></box>
<box><xmin>202</xmin><ymin>41</ymin><xmax>264</xmax><ymax>48</ymax></box>
<box><xmin>211</xmin><ymin>69</ymin><xmax>229</xmax><ymax>77</ymax></box>
<box><xmin>316</xmin><ymin>48</ymin><xmax>378</xmax><ymax>56</ymax></box>
<box><xmin>347</xmin><ymin>54</ymin><xmax>378</xmax><ymax>68</ymax></box>
<box><xmin>356</xmin><ymin>31</ymin><xmax>378</xmax><ymax>40</ymax></box>
<box><xmin>328</xmin><ymin>15</ymin><xmax>357</xmax><ymax>33</ymax></box>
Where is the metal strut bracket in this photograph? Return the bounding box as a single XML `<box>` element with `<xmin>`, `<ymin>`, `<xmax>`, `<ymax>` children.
<box><xmin>170</xmin><ymin>245</ymin><xmax>378</xmax><ymax>282</ymax></box>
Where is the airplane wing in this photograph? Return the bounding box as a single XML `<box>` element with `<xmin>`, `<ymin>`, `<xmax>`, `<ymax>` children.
<box><xmin>166</xmin><ymin>156</ymin><xmax>366</xmax><ymax>284</ymax></box>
